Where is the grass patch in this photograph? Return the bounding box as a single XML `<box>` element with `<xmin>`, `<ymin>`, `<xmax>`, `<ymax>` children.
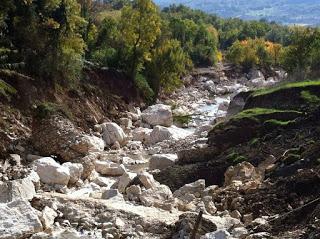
<box><xmin>35</xmin><ymin>102</ymin><xmax>73</xmax><ymax>120</ymax></box>
<box><xmin>252</xmin><ymin>80</ymin><xmax>320</xmax><ymax>97</ymax></box>
<box><xmin>0</xmin><ymin>79</ymin><xmax>17</xmax><ymax>99</ymax></box>
<box><xmin>226</xmin><ymin>152</ymin><xmax>248</xmax><ymax>165</ymax></box>
<box><xmin>173</xmin><ymin>114</ymin><xmax>192</xmax><ymax>125</ymax></box>
<box><xmin>249</xmin><ymin>138</ymin><xmax>259</xmax><ymax>146</ymax></box>
<box><xmin>233</xmin><ymin>108</ymin><xmax>302</xmax><ymax>121</ymax></box>
<box><xmin>264</xmin><ymin>119</ymin><xmax>297</xmax><ymax>127</ymax></box>
<box><xmin>300</xmin><ymin>90</ymin><xmax>320</xmax><ymax>105</ymax></box>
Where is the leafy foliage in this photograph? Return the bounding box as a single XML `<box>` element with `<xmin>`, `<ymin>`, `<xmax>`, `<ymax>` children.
<box><xmin>226</xmin><ymin>38</ymin><xmax>283</xmax><ymax>71</ymax></box>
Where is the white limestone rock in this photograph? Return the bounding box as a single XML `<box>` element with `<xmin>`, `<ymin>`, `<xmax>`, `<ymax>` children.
<box><xmin>33</xmin><ymin>157</ymin><xmax>70</xmax><ymax>186</ymax></box>
<box><xmin>95</xmin><ymin>160</ymin><xmax>126</xmax><ymax>176</ymax></box>
<box><xmin>118</xmin><ymin>172</ymin><xmax>137</xmax><ymax>193</ymax></box>
<box><xmin>0</xmin><ymin>176</ymin><xmax>36</xmax><ymax>203</ymax></box>
<box><xmin>0</xmin><ymin>200</ymin><xmax>43</xmax><ymax>239</ymax></box>
<box><xmin>149</xmin><ymin>154</ymin><xmax>178</xmax><ymax>170</ymax></box>
<box><xmin>62</xmin><ymin>162</ymin><xmax>83</xmax><ymax>184</ymax></box>
<box><xmin>141</xmin><ymin>104</ymin><xmax>173</xmax><ymax>127</ymax></box>
<box><xmin>101</xmin><ymin>122</ymin><xmax>127</xmax><ymax>146</ymax></box>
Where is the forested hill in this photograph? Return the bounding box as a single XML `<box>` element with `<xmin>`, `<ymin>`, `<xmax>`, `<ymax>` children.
<box><xmin>155</xmin><ymin>0</ymin><xmax>320</xmax><ymax>26</ymax></box>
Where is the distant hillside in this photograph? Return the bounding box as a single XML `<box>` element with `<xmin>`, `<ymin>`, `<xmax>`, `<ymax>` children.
<box><xmin>155</xmin><ymin>0</ymin><xmax>320</xmax><ymax>26</ymax></box>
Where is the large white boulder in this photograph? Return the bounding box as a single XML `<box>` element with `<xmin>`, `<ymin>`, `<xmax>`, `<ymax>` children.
<box><xmin>132</xmin><ymin>127</ymin><xmax>152</xmax><ymax>143</ymax></box>
<box><xmin>0</xmin><ymin>200</ymin><xmax>43</xmax><ymax>239</ymax></box>
<box><xmin>0</xmin><ymin>176</ymin><xmax>36</xmax><ymax>203</ymax></box>
<box><xmin>149</xmin><ymin>154</ymin><xmax>178</xmax><ymax>170</ymax></box>
<box><xmin>32</xmin><ymin>115</ymin><xmax>105</xmax><ymax>162</ymax></box>
<box><xmin>147</xmin><ymin>126</ymin><xmax>192</xmax><ymax>145</ymax></box>
<box><xmin>141</xmin><ymin>104</ymin><xmax>173</xmax><ymax>127</ymax></box>
<box><xmin>101</xmin><ymin>122</ymin><xmax>127</xmax><ymax>146</ymax></box>
<box><xmin>94</xmin><ymin>160</ymin><xmax>126</xmax><ymax>176</ymax></box>
<box><xmin>62</xmin><ymin>162</ymin><xmax>83</xmax><ymax>184</ymax></box>
<box><xmin>34</xmin><ymin>157</ymin><xmax>70</xmax><ymax>186</ymax></box>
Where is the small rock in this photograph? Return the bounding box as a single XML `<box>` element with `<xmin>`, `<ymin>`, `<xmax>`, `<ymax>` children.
<box><xmin>118</xmin><ymin>172</ymin><xmax>137</xmax><ymax>193</ymax></box>
<box><xmin>101</xmin><ymin>122</ymin><xmax>127</xmax><ymax>146</ymax></box>
<box><xmin>102</xmin><ymin>189</ymin><xmax>124</xmax><ymax>200</ymax></box>
<box><xmin>40</xmin><ymin>206</ymin><xmax>58</xmax><ymax>231</ymax></box>
<box><xmin>138</xmin><ymin>172</ymin><xmax>158</xmax><ymax>189</ymax></box>
<box><xmin>201</xmin><ymin>229</ymin><xmax>231</xmax><ymax>239</ymax></box>
<box><xmin>95</xmin><ymin>160</ymin><xmax>126</xmax><ymax>176</ymax></box>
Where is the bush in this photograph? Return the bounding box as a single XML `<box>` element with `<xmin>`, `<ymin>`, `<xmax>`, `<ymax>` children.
<box><xmin>134</xmin><ymin>73</ymin><xmax>154</xmax><ymax>104</ymax></box>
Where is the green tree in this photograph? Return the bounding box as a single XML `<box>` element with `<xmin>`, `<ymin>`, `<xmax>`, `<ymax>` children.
<box><xmin>146</xmin><ymin>39</ymin><xmax>192</xmax><ymax>96</ymax></box>
<box><xmin>6</xmin><ymin>0</ymin><xmax>86</xmax><ymax>84</ymax></box>
<box><xmin>120</xmin><ymin>0</ymin><xmax>161</xmax><ymax>77</ymax></box>
<box><xmin>280</xmin><ymin>27</ymin><xmax>319</xmax><ymax>79</ymax></box>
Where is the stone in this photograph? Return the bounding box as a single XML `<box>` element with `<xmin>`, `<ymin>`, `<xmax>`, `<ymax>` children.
<box><xmin>34</xmin><ymin>157</ymin><xmax>70</xmax><ymax>186</ymax></box>
<box><xmin>8</xmin><ymin>154</ymin><xmax>21</xmax><ymax>166</ymax></box>
<box><xmin>141</xmin><ymin>104</ymin><xmax>173</xmax><ymax>127</ymax></box>
<box><xmin>118</xmin><ymin>172</ymin><xmax>137</xmax><ymax>193</ymax></box>
<box><xmin>126</xmin><ymin>185</ymin><xmax>142</xmax><ymax>201</ymax></box>
<box><xmin>0</xmin><ymin>200</ymin><xmax>43</xmax><ymax>239</ymax></box>
<box><xmin>203</xmin><ymin>196</ymin><xmax>217</xmax><ymax>215</ymax></box>
<box><xmin>173</xmin><ymin>179</ymin><xmax>206</xmax><ymax>203</ymax></box>
<box><xmin>200</xmin><ymin>229</ymin><xmax>231</xmax><ymax>239</ymax></box>
<box><xmin>95</xmin><ymin>161</ymin><xmax>126</xmax><ymax>176</ymax></box>
<box><xmin>243</xmin><ymin>213</ymin><xmax>253</xmax><ymax>225</ymax></box>
<box><xmin>40</xmin><ymin>206</ymin><xmax>58</xmax><ymax>230</ymax></box>
<box><xmin>139</xmin><ymin>184</ymin><xmax>174</xmax><ymax>211</ymax></box>
<box><xmin>149</xmin><ymin>154</ymin><xmax>178</xmax><ymax>170</ymax></box>
<box><xmin>62</xmin><ymin>162</ymin><xmax>83</xmax><ymax>184</ymax></box>
<box><xmin>147</xmin><ymin>125</ymin><xmax>192</xmax><ymax>145</ymax></box>
<box><xmin>0</xmin><ymin>176</ymin><xmax>36</xmax><ymax>203</ymax></box>
<box><xmin>138</xmin><ymin>172</ymin><xmax>158</xmax><ymax>189</ymax></box>
<box><xmin>102</xmin><ymin>189</ymin><xmax>124</xmax><ymax>200</ymax></box>
<box><xmin>132</xmin><ymin>127</ymin><xmax>152</xmax><ymax>143</ymax></box>
<box><xmin>231</xmin><ymin>227</ymin><xmax>248</xmax><ymax>238</ymax></box>
<box><xmin>224</xmin><ymin>162</ymin><xmax>263</xmax><ymax>186</ymax></box>
<box><xmin>111</xmin><ymin>141</ymin><xmax>121</xmax><ymax>150</ymax></box>
<box><xmin>204</xmin><ymin>80</ymin><xmax>216</xmax><ymax>93</ymax></box>
<box><xmin>249</xmin><ymin>69</ymin><xmax>265</xmax><ymax>81</ymax></box>
<box><xmin>230</xmin><ymin>210</ymin><xmax>242</xmax><ymax>220</ymax></box>
<box><xmin>94</xmin><ymin>177</ymin><xmax>117</xmax><ymax>188</ymax></box>
<box><xmin>32</xmin><ymin>115</ymin><xmax>105</xmax><ymax>162</ymax></box>
<box><xmin>27</xmin><ymin>154</ymin><xmax>43</xmax><ymax>162</ymax></box>
<box><xmin>120</xmin><ymin>118</ymin><xmax>132</xmax><ymax>129</ymax></box>
<box><xmin>101</xmin><ymin>122</ymin><xmax>127</xmax><ymax>146</ymax></box>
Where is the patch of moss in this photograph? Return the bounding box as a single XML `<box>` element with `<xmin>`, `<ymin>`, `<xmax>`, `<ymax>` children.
<box><xmin>249</xmin><ymin>138</ymin><xmax>259</xmax><ymax>146</ymax></box>
<box><xmin>252</xmin><ymin>80</ymin><xmax>320</xmax><ymax>97</ymax></box>
<box><xmin>173</xmin><ymin>114</ymin><xmax>192</xmax><ymax>125</ymax></box>
<box><xmin>264</xmin><ymin>119</ymin><xmax>297</xmax><ymax>127</ymax></box>
<box><xmin>300</xmin><ymin>90</ymin><xmax>320</xmax><ymax>105</ymax></box>
<box><xmin>226</xmin><ymin>151</ymin><xmax>247</xmax><ymax>165</ymax></box>
<box><xmin>35</xmin><ymin>102</ymin><xmax>73</xmax><ymax>120</ymax></box>
<box><xmin>0</xmin><ymin>79</ymin><xmax>16</xmax><ymax>99</ymax></box>
<box><xmin>234</xmin><ymin>108</ymin><xmax>301</xmax><ymax>119</ymax></box>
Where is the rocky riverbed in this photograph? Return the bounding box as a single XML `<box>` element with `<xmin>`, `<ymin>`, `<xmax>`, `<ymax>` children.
<box><xmin>0</xmin><ymin>65</ymin><xmax>288</xmax><ymax>239</ymax></box>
